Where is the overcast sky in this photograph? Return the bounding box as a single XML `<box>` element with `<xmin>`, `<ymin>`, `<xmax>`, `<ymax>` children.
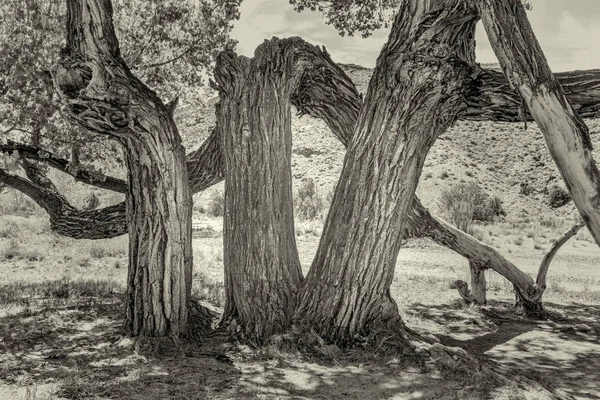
<box><xmin>231</xmin><ymin>0</ymin><xmax>600</xmax><ymax>72</ymax></box>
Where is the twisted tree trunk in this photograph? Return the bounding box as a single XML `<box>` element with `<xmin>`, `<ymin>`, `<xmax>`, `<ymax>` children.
<box><xmin>293</xmin><ymin>0</ymin><xmax>479</xmax><ymax>346</ymax></box>
<box><xmin>51</xmin><ymin>0</ymin><xmax>192</xmax><ymax>337</ymax></box>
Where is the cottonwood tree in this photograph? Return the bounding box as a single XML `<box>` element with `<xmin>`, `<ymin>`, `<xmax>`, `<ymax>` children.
<box><xmin>3</xmin><ymin>0</ymin><xmax>600</xmax><ymax>342</ymax></box>
<box><xmin>0</xmin><ymin>0</ymin><xmax>240</xmax><ymax>337</ymax></box>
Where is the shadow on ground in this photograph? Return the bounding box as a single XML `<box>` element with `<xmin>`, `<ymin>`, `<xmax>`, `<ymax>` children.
<box><xmin>0</xmin><ymin>283</ymin><xmax>567</xmax><ymax>400</ymax></box>
<box><xmin>406</xmin><ymin>300</ymin><xmax>600</xmax><ymax>400</ymax></box>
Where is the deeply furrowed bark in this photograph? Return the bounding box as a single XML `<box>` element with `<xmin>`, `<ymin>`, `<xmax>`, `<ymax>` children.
<box><xmin>478</xmin><ymin>0</ymin><xmax>600</xmax><ymax>247</ymax></box>
<box><xmin>292</xmin><ymin>0</ymin><xmax>479</xmax><ymax>346</ymax></box>
<box><xmin>52</xmin><ymin>0</ymin><xmax>192</xmax><ymax>337</ymax></box>
<box><xmin>215</xmin><ymin>41</ymin><xmax>304</xmax><ymax>343</ymax></box>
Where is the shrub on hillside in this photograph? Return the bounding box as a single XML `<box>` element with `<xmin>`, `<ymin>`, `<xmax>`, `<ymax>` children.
<box><xmin>208</xmin><ymin>190</ymin><xmax>224</xmax><ymax>217</ymax></box>
<box><xmin>547</xmin><ymin>185</ymin><xmax>571</xmax><ymax>208</ymax></box>
<box><xmin>439</xmin><ymin>182</ymin><xmax>505</xmax><ymax>233</ymax></box>
<box><xmin>295</xmin><ymin>178</ymin><xmax>326</xmax><ymax>220</ymax></box>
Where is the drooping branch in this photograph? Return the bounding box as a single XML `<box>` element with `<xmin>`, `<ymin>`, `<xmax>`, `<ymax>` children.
<box><xmin>0</xmin><ymin>141</ymin><xmax>127</xmax><ymax>193</ymax></box>
<box><xmin>0</xmin><ymin>166</ymin><xmax>76</xmax><ymax>217</ymax></box>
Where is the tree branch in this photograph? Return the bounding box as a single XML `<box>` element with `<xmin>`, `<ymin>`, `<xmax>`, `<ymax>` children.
<box><xmin>0</xmin><ymin>141</ymin><xmax>128</xmax><ymax>193</ymax></box>
<box><xmin>535</xmin><ymin>221</ymin><xmax>585</xmax><ymax>291</ymax></box>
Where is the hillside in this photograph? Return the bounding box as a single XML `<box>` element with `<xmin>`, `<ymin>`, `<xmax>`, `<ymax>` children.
<box><xmin>186</xmin><ymin>63</ymin><xmax>599</xmax><ymax>228</ymax></box>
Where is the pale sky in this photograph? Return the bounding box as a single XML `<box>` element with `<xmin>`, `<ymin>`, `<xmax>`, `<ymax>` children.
<box><xmin>231</xmin><ymin>0</ymin><xmax>600</xmax><ymax>72</ymax></box>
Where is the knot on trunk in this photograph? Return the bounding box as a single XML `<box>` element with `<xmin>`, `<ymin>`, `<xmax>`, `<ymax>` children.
<box><xmin>53</xmin><ymin>55</ymin><xmax>93</xmax><ymax>99</ymax></box>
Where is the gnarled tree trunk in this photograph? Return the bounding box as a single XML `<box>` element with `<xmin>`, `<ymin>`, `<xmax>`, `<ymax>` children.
<box><xmin>293</xmin><ymin>0</ymin><xmax>479</xmax><ymax>347</ymax></box>
<box><xmin>215</xmin><ymin>41</ymin><xmax>303</xmax><ymax>344</ymax></box>
<box><xmin>52</xmin><ymin>0</ymin><xmax>192</xmax><ymax>337</ymax></box>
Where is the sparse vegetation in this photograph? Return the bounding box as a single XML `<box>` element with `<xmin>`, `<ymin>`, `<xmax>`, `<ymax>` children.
<box><xmin>294</xmin><ymin>178</ymin><xmax>327</xmax><ymax>220</ymax></box>
<box><xmin>438</xmin><ymin>182</ymin><xmax>505</xmax><ymax>233</ymax></box>
<box><xmin>208</xmin><ymin>190</ymin><xmax>225</xmax><ymax>217</ymax></box>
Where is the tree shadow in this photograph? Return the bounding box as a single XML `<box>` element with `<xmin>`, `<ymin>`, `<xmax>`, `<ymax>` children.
<box><xmin>405</xmin><ymin>300</ymin><xmax>600</xmax><ymax>399</ymax></box>
<box><xmin>0</xmin><ymin>293</ymin><xmax>559</xmax><ymax>400</ymax></box>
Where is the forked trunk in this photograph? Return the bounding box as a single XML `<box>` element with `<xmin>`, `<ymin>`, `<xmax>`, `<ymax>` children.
<box><xmin>293</xmin><ymin>0</ymin><xmax>478</xmax><ymax>347</ymax></box>
<box><xmin>215</xmin><ymin>42</ymin><xmax>303</xmax><ymax>343</ymax></box>
<box><xmin>52</xmin><ymin>0</ymin><xmax>193</xmax><ymax>337</ymax></box>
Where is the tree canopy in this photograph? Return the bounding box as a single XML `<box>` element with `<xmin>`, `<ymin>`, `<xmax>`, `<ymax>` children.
<box><xmin>0</xmin><ymin>0</ymin><xmax>240</xmax><ymax>174</ymax></box>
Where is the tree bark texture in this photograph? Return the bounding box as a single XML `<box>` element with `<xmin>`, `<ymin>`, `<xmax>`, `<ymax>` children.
<box><xmin>469</xmin><ymin>262</ymin><xmax>487</xmax><ymax>305</ymax></box>
<box><xmin>292</xmin><ymin>0</ymin><xmax>479</xmax><ymax>346</ymax></box>
<box><xmin>215</xmin><ymin>41</ymin><xmax>304</xmax><ymax>343</ymax></box>
<box><xmin>478</xmin><ymin>0</ymin><xmax>600</xmax><ymax>247</ymax></box>
<box><xmin>51</xmin><ymin>0</ymin><xmax>193</xmax><ymax>337</ymax></box>
<box><xmin>464</xmin><ymin>68</ymin><xmax>600</xmax><ymax>121</ymax></box>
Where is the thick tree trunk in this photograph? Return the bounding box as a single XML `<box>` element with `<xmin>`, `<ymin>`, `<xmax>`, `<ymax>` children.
<box><xmin>215</xmin><ymin>41</ymin><xmax>303</xmax><ymax>343</ymax></box>
<box><xmin>478</xmin><ymin>0</ymin><xmax>600</xmax><ymax>247</ymax></box>
<box><xmin>293</xmin><ymin>1</ymin><xmax>478</xmax><ymax>347</ymax></box>
<box><xmin>51</xmin><ymin>0</ymin><xmax>193</xmax><ymax>337</ymax></box>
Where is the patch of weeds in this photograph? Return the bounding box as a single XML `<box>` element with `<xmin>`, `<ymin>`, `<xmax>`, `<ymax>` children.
<box><xmin>192</xmin><ymin>273</ymin><xmax>225</xmax><ymax>307</ymax></box>
<box><xmin>513</xmin><ymin>237</ymin><xmax>524</xmax><ymax>246</ymax></box>
<box><xmin>1</xmin><ymin>239</ymin><xmax>23</xmax><ymax>260</ymax></box>
<box><xmin>89</xmin><ymin>245</ymin><xmax>106</xmax><ymax>259</ymax></box>
<box><xmin>547</xmin><ymin>185</ymin><xmax>571</xmax><ymax>208</ymax></box>
<box><xmin>439</xmin><ymin>171</ymin><xmax>450</xmax><ymax>179</ymax></box>
<box><xmin>24</xmin><ymin>248</ymin><xmax>45</xmax><ymax>261</ymax></box>
<box><xmin>293</xmin><ymin>147</ymin><xmax>324</xmax><ymax>158</ymax></box>
<box><xmin>0</xmin><ymin>220</ymin><xmax>21</xmax><ymax>238</ymax></box>
<box><xmin>78</xmin><ymin>257</ymin><xmax>92</xmax><ymax>268</ymax></box>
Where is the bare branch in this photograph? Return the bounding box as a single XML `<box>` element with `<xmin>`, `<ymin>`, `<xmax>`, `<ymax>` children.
<box><xmin>0</xmin><ymin>141</ymin><xmax>127</xmax><ymax>193</ymax></box>
<box><xmin>535</xmin><ymin>221</ymin><xmax>585</xmax><ymax>290</ymax></box>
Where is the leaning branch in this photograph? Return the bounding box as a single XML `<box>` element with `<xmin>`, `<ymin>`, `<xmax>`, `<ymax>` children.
<box><xmin>535</xmin><ymin>221</ymin><xmax>585</xmax><ymax>291</ymax></box>
<box><xmin>478</xmin><ymin>0</ymin><xmax>600</xmax><ymax>245</ymax></box>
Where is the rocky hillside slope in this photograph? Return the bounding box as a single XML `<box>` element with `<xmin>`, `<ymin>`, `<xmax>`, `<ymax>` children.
<box><xmin>178</xmin><ymin>63</ymin><xmax>600</xmax><ymax>226</ymax></box>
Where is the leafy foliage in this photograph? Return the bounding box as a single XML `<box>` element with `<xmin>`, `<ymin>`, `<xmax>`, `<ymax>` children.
<box><xmin>0</xmin><ymin>0</ymin><xmax>240</xmax><ymax>179</ymax></box>
<box><xmin>288</xmin><ymin>0</ymin><xmax>533</xmax><ymax>38</ymax></box>
<box><xmin>295</xmin><ymin>178</ymin><xmax>326</xmax><ymax>220</ymax></box>
<box><xmin>288</xmin><ymin>0</ymin><xmax>399</xmax><ymax>38</ymax></box>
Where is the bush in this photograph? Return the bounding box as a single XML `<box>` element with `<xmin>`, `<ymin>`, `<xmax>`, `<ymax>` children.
<box><xmin>208</xmin><ymin>190</ymin><xmax>224</xmax><ymax>217</ymax></box>
<box><xmin>547</xmin><ymin>185</ymin><xmax>571</xmax><ymax>208</ymax></box>
<box><xmin>295</xmin><ymin>178</ymin><xmax>325</xmax><ymax>220</ymax></box>
<box><xmin>438</xmin><ymin>182</ymin><xmax>505</xmax><ymax>234</ymax></box>
<box><xmin>519</xmin><ymin>181</ymin><xmax>535</xmax><ymax>196</ymax></box>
